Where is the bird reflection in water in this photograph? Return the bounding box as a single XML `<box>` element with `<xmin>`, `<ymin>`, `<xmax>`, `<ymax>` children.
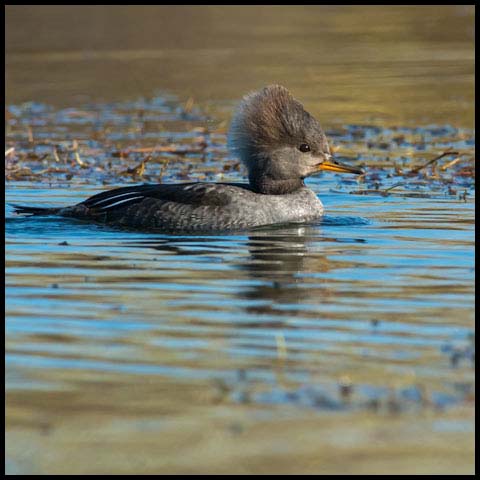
<box><xmin>121</xmin><ymin>223</ymin><xmax>366</xmax><ymax>323</ymax></box>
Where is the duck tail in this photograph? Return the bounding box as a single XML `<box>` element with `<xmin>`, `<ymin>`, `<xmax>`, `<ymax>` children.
<box><xmin>11</xmin><ymin>204</ymin><xmax>60</xmax><ymax>216</ymax></box>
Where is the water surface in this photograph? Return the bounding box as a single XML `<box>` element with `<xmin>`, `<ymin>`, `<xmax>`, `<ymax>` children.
<box><xmin>5</xmin><ymin>5</ymin><xmax>475</xmax><ymax>475</ymax></box>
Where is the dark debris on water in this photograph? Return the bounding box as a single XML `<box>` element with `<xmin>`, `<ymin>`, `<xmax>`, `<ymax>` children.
<box><xmin>5</xmin><ymin>99</ymin><xmax>475</xmax><ymax>202</ymax></box>
<box><xmin>5</xmin><ymin>97</ymin><xmax>237</xmax><ymax>186</ymax></box>
<box><xmin>214</xmin><ymin>370</ymin><xmax>474</xmax><ymax>415</ymax></box>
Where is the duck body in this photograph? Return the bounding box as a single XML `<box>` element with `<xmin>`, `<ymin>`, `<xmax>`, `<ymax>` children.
<box><xmin>14</xmin><ymin>182</ymin><xmax>324</xmax><ymax>233</ymax></box>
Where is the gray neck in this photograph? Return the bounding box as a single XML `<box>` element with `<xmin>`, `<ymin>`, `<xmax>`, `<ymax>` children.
<box><xmin>249</xmin><ymin>171</ymin><xmax>305</xmax><ymax>195</ymax></box>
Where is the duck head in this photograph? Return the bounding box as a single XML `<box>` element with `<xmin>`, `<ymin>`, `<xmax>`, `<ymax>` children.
<box><xmin>228</xmin><ymin>85</ymin><xmax>363</xmax><ymax>195</ymax></box>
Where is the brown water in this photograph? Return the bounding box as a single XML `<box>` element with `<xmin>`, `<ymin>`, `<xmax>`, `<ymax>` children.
<box><xmin>6</xmin><ymin>5</ymin><xmax>474</xmax><ymax>127</ymax></box>
<box><xmin>5</xmin><ymin>5</ymin><xmax>475</xmax><ymax>475</ymax></box>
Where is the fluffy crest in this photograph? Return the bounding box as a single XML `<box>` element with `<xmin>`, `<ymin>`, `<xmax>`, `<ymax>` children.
<box><xmin>228</xmin><ymin>85</ymin><xmax>328</xmax><ymax>171</ymax></box>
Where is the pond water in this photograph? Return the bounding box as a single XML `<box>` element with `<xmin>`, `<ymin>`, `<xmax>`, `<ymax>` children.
<box><xmin>5</xmin><ymin>5</ymin><xmax>475</xmax><ymax>475</ymax></box>
<box><xmin>6</xmin><ymin>183</ymin><xmax>475</xmax><ymax>393</ymax></box>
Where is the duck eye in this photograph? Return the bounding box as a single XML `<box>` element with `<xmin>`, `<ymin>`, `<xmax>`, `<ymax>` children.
<box><xmin>299</xmin><ymin>143</ymin><xmax>311</xmax><ymax>153</ymax></box>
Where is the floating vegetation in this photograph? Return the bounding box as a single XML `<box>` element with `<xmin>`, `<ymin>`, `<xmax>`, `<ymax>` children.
<box><xmin>5</xmin><ymin>98</ymin><xmax>475</xmax><ymax>203</ymax></box>
<box><xmin>4</xmin><ymin>98</ymin><xmax>235</xmax><ymax>186</ymax></box>
<box><xmin>214</xmin><ymin>368</ymin><xmax>474</xmax><ymax>415</ymax></box>
<box><xmin>328</xmin><ymin>125</ymin><xmax>474</xmax><ymax>201</ymax></box>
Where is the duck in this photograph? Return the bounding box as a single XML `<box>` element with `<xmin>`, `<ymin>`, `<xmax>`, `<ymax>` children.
<box><xmin>12</xmin><ymin>85</ymin><xmax>364</xmax><ymax>233</ymax></box>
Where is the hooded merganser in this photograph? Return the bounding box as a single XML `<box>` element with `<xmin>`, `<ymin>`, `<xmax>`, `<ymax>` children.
<box><xmin>12</xmin><ymin>85</ymin><xmax>363</xmax><ymax>233</ymax></box>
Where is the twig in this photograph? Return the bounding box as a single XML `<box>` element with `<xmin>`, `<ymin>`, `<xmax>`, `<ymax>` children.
<box><xmin>184</xmin><ymin>97</ymin><xmax>195</xmax><ymax>114</ymax></box>
<box><xmin>440</xmin><ymin>157</ymin><xmax>461</xmax><ymax>171</ymax></box>
<box><xmin>120</xmin><ymin>155</ymin><xmax>151</xmax><ymax>177</ymax></box>
<box><xmin>74</xmin><ymin>151</ymin><xmax>87</xmax><ymax>167</ymax></box>
<box><xmin>382</xmin><ymin>182</ymin><xmax>405</xmax><ymax>194</ymax></box>
<box><xmin>275</xmin><ymin>333</ymin><xmax>287</xmax><ymax>362</ymax></box>
<box><xmin>53</xmin><ymin>147</ymin><xmax>62</xmax><ymax>163</ymax></box>
<box><xmin>407</xmin><ymin>150</ymin><xmax>459</xmax><ymax>175</ymax></box>
<box><xmin>113</xmin><ymin>145</ymin><xmax>205</xmax><ymax>157</ymax></box>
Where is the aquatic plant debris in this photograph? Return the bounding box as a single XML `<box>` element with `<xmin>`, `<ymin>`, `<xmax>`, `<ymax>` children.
<box><xmin>4</xmin><ymin>99</ymin><xmax>475</xmax><ymax>204</ymax></box>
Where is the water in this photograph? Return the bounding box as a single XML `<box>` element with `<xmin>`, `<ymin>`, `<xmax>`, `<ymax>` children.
<box><xmin>6</xmin><ymin>6</ymin><xmax>474</xmax><ymax>128</ymax></box>
<box><xmin>6</xmin><ymin>185</ymin><xmax>474</xmax><ymax>385</ymax></box>
<box><xmin>5</xmin><ymin>5</ymin><xmax>474</xmax><ymax>475</ymax></box>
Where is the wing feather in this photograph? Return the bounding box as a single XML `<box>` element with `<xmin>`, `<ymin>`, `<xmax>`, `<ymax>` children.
<box><xmin>81</xmin><ymin>183</ymin><xmax>237</xmax><ymax>212</ymax></box>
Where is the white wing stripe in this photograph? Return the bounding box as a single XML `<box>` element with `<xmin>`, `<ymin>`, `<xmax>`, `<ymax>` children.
<box><xmin>99</xmin><ymin>196</ymin><xmax>145</xmax><ymax>210</ymax></box>
<box><xmin>90</xmin><ymin>191</ymin><xmax>143</xmax><ymax>206</ymax></box>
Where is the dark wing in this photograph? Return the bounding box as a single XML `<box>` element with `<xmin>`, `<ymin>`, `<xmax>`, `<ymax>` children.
<box><xmin>81</xmin><ymin>182</ymin><xmax>235</xmax><ymax>212</ymax></box>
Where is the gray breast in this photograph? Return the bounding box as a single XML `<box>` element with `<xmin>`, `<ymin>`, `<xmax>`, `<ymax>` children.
<box><xmin>135</xmin><ymin>186</ymin><xmax>324</xmax><ymax>232</ymax></box>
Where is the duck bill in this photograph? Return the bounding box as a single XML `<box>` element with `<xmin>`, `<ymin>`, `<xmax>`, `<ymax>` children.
<box><xmin>316</xmin><ymin>158</ymin><xmax>364</xmax><ymax>175</ymax></box>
